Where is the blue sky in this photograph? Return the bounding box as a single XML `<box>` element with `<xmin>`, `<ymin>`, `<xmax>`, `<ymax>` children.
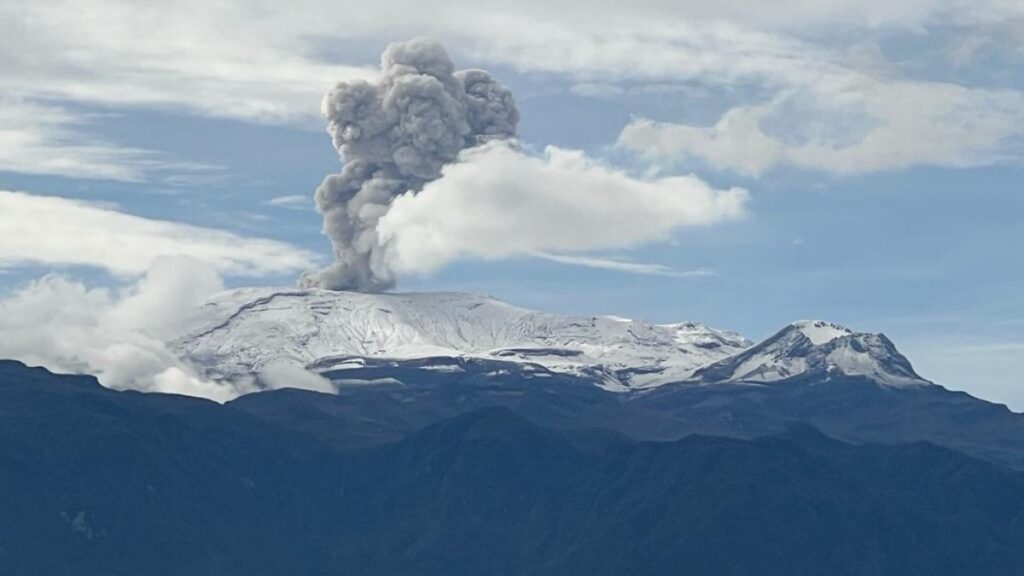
<box><xmin>1</xmin><ymin>1</ymin><xmax>1022</xmax><ymax>408</ymax></box>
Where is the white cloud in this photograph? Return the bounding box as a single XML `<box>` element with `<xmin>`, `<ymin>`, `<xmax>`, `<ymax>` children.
<box><xmin>0</xmin><ymin>257</ymin><xmax>255</xmax><ymax>402</ymax></box>
<box><xmin>618</xmin><ymin>79</ymin><xmax>1024</xmax><ymax>176</ymax></box>
<box><xmin>0</xmin><ymin>258</ymin><xmax>339</xmax><ymax>402</ymax></box>
<box><xmin>0</xmin><ymin>1</ymin><xmax>374</xmax><ymax>124</ymax></box>
<box><xmin>0</xmin><ymin>98</ymin><xmax>219</xmax><ymax>181</ymax></box>
<box><xmin>2</xmin><ymin>1</ymin><xmax>1019</xmax><ymax>123</ymax></box>
<box><xmin>263</xmin><ymin>194</ymin><xmax>312</xmax><ymax>210</ymax></box>
<box><xmin>0</xmin><ymin>1</ymin><xmax>373</xmax><ymax>180</ymax></box>
<box><xmin>0</xmin><ymin>190</ymin><xmax>318</xmax><ymax>277</ymax></box>
<box><xmin>1</xmin><ymin>0</ymin><xmax>1022</xmax><ymax>179</ymax></box>
<box><xmin>376</xmin><ymin>142</ymin><xmax>748</xmax><ymax>275</ymax></box>
<box><xmin>533</xmin><ymin>252</ymin><xmax>716</xmax><ymax>277</ymax></box>
<box><xmin>620</xmin><ymin>109</ymin><xmax>783</xmax><ymax>178</ymax></box>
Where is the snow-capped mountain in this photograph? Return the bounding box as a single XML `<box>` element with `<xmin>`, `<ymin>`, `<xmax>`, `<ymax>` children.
<box><xmin>174</xmin><ymin>288</ymin><xmax>750</xmax><ymax>391</ymax></box>
<box><xmin>690</xmin><ymin>320</ymin><xmax>928</xmax><ymax>386</ymax></box>
<box><xmin>173</xmin><ymin>289</ymin><xmax>929</xmax><ymax>392</ymax></box>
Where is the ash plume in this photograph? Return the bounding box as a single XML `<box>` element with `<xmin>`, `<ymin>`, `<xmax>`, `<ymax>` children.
<box><xmin>300</xmin><ymin>38</ymin><xmax>519</xmax><ymax>291</ymax></box>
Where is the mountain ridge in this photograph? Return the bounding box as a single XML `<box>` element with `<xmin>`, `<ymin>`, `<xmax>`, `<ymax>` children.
<box><xmin>173</xmin><ymin>288</ymin><xmax>927</xmax><ymax>393</ymax></box>
<box><xmin>1</xmin><ymin>359</ymin><xmax>1022</xmax><ymax>576</ymax></box>
<box><xmin>690</xmin><ymin>321</ymin><xmax>927</xmax><ymax>387</ymax></box>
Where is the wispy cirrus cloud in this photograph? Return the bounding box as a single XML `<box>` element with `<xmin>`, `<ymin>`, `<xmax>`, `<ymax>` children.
<box><xmin>263</xmin><ymin>194</ymin><xmax>312</xmax><ymax>210</ymax></box>
<box><xmin>0</xmin><ymin>99</ymin><xmax>221</xmax><ymax>181</ymax></box>
<box><xmin>533</xmin><ymin>252</ymin><xmax>716</xmax><ymax>277</ymax></box>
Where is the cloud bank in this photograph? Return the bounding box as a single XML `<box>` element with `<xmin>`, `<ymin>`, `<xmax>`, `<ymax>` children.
<box><xmin>0</xmin><ymin>190</ymin><xmax>317</xmax><ymax>277</ymax></box>
<box><xmin>376</xmin><ymin>142</ymin><xmax>748</xmax><ymax>275</ymax></box>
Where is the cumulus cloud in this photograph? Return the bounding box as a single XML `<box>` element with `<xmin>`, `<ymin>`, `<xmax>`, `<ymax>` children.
<box><xmin>0</xmin><ymin>257</ymin><xmax>254</xmax><ymax>402</ymax></box>
<box><xmin>0</xmin><ymin>190</ymin><xmax>317</xmax><ymax>277</ymax></box>
<box><xmin>375</xmin><ymin>142</ymin><xmax>748</xmax><ymax>275</ymax></box>
<box><xmin>618</xmin><ymin>80</ymin><xmax>1024</xmax><ymax>176</ymax></box>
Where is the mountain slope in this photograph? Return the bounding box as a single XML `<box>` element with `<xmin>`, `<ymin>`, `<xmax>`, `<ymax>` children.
<box><xmin>174</xmin><ymin>289</ymin><xmax>930</xmax><ymax>393</ymax></box>
<box><xmin>174</xmin><ymin>288</ymin><xmax>750</xmax><ymax>391</ymax></box>
<box><xmin>691</xmin><ymin>320</ymin><xmax>928</xmax><ymax>386</ymax></box>
<box><xmin>230</xmin><ymin>367</ymin><xmax>1024</xmax><ymax>470</ymax></box>
<box><xmin>0</xmin><ymin>360</ymin><xmax>346</xmax><ymax>576</ymax></box>
<box><xmin>164</xmin><ymin>289</ymin><xmax>1024</xmax><ymax>469</ymax></box>
<box><xmin>2</xmin><ymin>360</ymin><xmax>1023</xmax><ymax>576</ymax></box>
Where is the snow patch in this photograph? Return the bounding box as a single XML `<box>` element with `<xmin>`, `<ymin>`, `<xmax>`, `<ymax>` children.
<box><xmin>791</xmin><ymin>320</ymin><xmax>853</xmax><ymax>345</ymax></box>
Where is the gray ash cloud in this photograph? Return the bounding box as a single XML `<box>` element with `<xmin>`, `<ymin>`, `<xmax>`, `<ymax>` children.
<box><xmin>301</xmin><ymin>38</ymin><xmax>519</xmax><ymax>291</ymax></box>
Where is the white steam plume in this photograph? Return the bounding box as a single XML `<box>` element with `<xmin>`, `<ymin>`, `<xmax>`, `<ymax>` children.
<box><xmin>376</xmin><ymin>143</ymin><xmax>749</xmax><ymax>275</ymax></box>
<box><xmin>0</xmin><ymin>257</ymin><xmax>333</xmax><ymax>402</ymax></box>
<box><xmin>0</xmin><ymin>257</ymin><xmax>247</xmax><ymax>401</ymax></box>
